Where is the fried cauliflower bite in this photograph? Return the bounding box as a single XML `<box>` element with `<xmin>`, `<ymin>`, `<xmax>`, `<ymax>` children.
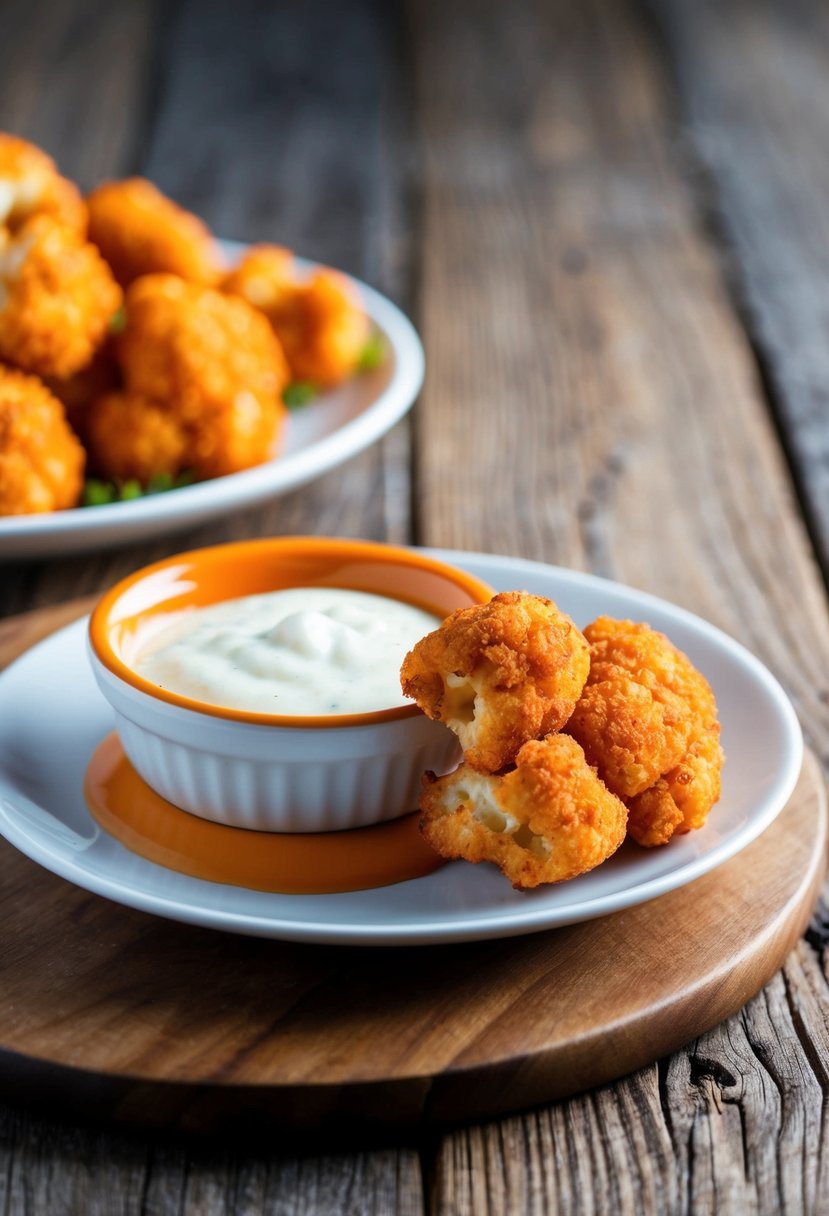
<box><xmin>0</xmin><ymin>218</ymin><xmax>122</xmax><ymax>378</ymax></box>
<box><xmin>0</xmin><ymin>366</ymin><xmax>85</xmax><ymax>513</ymax></box>
<box><xmin>86</xmin><ymin>178</ymin><xmax>222</xmax><ymax>288</ymax></box>
<box><xmin>224</xmin><ymin>249</ymin><xmax>369</xmax><ymax>388</ymax></box>
<box><xmin>43</xmin><ymin>343</ymin><xmax>120</xmax><ymax>443</ymax></box>
<box><xmin>420</xmin><ymin>734</ymin><xmax>628</xmax><ymax>890</ymax></box>
<box><xmin>625</xmin><ymin>727</ymin><xmax>724</xmax><ymax>847</ymax></box>
<box><xmin>85</xmin><ymin>392</ymin><xmax>188</xmax><ymax>482</ymax></box>
<box><xmin>103</xmin><ymin>275</ymin><xmax>288</xmax><ymax>482</ymax></box>
<box><xmin>0</xmin><ymin>134</ymin><xmax>86</xmax><ymax>234</ymax></box>
<box><xmin>401</xmin><ymin>592</ymin><xmax>590</xmax><ymax>773</ymax></box>
<box><xmin>565</xmin><ymin>616</ymin><xmax>724</xmax><ymax>846</ymax></box>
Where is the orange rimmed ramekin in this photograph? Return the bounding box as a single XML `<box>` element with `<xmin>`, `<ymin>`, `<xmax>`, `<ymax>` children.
<box><xmin>88</xmin><ymin>537</ymin><xmax>493</xmax><ymax>832</ymax></box>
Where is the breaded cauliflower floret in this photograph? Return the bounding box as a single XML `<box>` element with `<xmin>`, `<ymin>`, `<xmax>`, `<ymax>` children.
<box><xmin>420</xmin><ymin>734</ymin><xmax>628</xmax><ymax>890</ymax></box>
<box><xmin>43</xmin><ymin>343</ymin><xmax>120</xmax><ymax>443</ymax></box>
<box><xmin>401</xmin><ymin>591</ymin><xmax>590</xmax><ymax>773</ymax></box>
<box><xmin>0</xmin><ymin>218</ymin><xmax>122</xmax><ymax>377</ymax></box>
<box><xmin>87</xmin><ymin>178</ymin><xmax>222</xmax><ymax>287</ymax></box>
<box><xmin>0</xmin><ymin>366</ymin><xmax>84</xmax><ymax>513</ymax></box>
<box><xmin>107</xmin><ymin>275</ymin><xmax>289</xmax><ymax>482</ymax></box>
<box><xmin>0</xmin><ymin>134</ymin><xmax>86</xmax><ymax>234</ymax></box>
<box><xmin>225</xmin><ymin>248</ymin><xmax>369</xmax><ymax>388</ymax></box>
<box><xmin>627</xmin><ymin>718</ymin><xmax>724</xmax><ymax>847</ymax></box>
<box><xmin>566</xmin><ymin>617</ymin><xmax>718</xmax><ymax>799</ymax></box>
<box><xmin>86</xmin><ymin>392</ymin><xmax>188</xmax><ymax>483</ymax></box>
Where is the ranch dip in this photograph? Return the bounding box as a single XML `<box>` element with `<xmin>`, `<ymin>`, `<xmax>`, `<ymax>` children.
<box><xmin>136</xmin><ymin>587</ymin><xmax>441</xmax><ymax>715</ymax></box>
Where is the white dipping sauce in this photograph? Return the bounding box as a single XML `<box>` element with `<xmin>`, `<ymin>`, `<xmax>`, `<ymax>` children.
<box><xmin>136</xmin><ymin>587</ymin><xmax>441</xmax><ymax>715</ymax></box>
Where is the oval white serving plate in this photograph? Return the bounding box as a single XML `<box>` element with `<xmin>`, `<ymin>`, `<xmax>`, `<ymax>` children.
<box><xmin>0</xmin><ymin>244</ymin><xmax>423</xmax><ymax>559</ymax></box>
<box><xmin>0</xmin><ymin>550</ymin><xmax>803</xmax><ymax>945</ymax></box>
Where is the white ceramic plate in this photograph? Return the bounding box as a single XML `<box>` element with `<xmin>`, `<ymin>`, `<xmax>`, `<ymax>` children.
<box><xmin>0</xmin><ymin>551</ymin><xmax>803</xmax><ymax>946</ymax></box>
<box><xmin>0</xmin><ymin>244</ymin><xmax>424</xmax><ymax>559</ymax></box>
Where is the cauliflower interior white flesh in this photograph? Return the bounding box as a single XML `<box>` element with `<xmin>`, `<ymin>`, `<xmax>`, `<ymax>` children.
<box><xmin>0</xmin><ymin>174</ymin><xmax>45</xmax><ymax>227</ymax></box>
<box><xmin>443</xmin><ymin>672</ymin><xmax>480</xmax><ymax>743</ymax></box>
<box><xmin>0</xmin><ymin>228</ymin><xmax>36</xmax><ymax>311</ymax></box>
<box><xmin>445</xmin><ymin>771</ymin><xmax>552</xmax><ymax>859</ymax></box>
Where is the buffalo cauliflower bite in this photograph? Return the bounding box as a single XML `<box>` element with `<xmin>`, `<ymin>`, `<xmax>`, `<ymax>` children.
<box><xmin>43</xmin><ymin>343</ymin><xmax>120</xmax><ymax>443</ymax></box>
<box><xmin>0</xmin><ymin>217</ymin><xmax>122</xmax><ymax>377</ymax></box>
<box><xmin>0</xmin><ymin>366</ymin><xmax>84</xmax><ymax>513</ymax></box>
<box><xmin>0</xmin><ymin>134</ymin><xmax>86</xmax><ymax>234</ymax></box>
<box><xmin>104</xmin><ymin>275</ymin><xmax>288</xmax><ymax>483</ymax></box>
<box><xmin>626</xmin><ymin>715</ymin><xmax>724</xmax><ymax>848</ymax></box>
<box><xmin>401</xmin><ymin>591</ymin><xmax>590</xmax><ymax>773</ymax></box>
<box><xmin>224</xmin><ymin>248</ymin><xmax>370</xmax><ymax>388</ymax></box>
<box><xmin>565</xmin><ymin>616</ymin><xmax>723</xmax><ymax>845</ymax></box>
<box><xmin>86</xmin><ymin>392</ymin><xmax>188</xmax><ymax>483</ymax></box>
<box><xmin>86</xmin><ymin>178</ymin><xmax>222</xmax><ymax>287</ymax></box>
<box><xmin>420</xmin><ymin>734</ymin><xmax>628</xmax><ymax>890</ymax></box>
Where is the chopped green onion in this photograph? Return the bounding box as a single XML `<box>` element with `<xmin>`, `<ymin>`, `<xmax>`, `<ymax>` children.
<box><xmin>358</xmin><ymin>330</ymin><xmax>386</xmax><ymax>372</ymax></box>
<box><xmin>81</xmin><ymin>469</ymin><xmax>197</xmax><ymax>508</ymax></box>
<box><xmin>283</xmin><ymin>381</ymin><xmax>317</xmax><ymax>409</ymax></box>
<box><xmin>81</xmin><ymin>479</ymin><xmax>117</xmax><ymax>507</ymax></box>
<box><xmin>109</xmin><ymin>307</ymin><xmax>127</xmax><ymax>334</ymax></box>
<box><xmin>119</xmin><ymin>479</ymin><xmax>142</xmax><ymax>501</ymax></box>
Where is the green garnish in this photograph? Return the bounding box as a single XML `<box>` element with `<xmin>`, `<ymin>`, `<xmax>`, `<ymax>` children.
<box><xmin>357</xmin><ymin>330</ymin><xmax>386</xmax><ymax>372</ymax></box>
<box><xmin>81</xmin><ymin>479</ymin><xmax>117</xmax><ymax>507</ymax></box>
<box><xmin>109</xmin><ymin>307</ymin><xmax>127</xmax><ymax>335</ymax></box>
<box><xmin>283</xmin><ymin>381</ymin><xmax>317</xmax><ymax>409</ymax></box>
<box><xmin>81</xmin><ymin>469</ymin><xmax>197</xmax><ymax>507</ymax></box>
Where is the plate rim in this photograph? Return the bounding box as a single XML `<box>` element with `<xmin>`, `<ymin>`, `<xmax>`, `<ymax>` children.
<box><xmin>0</xmin><ymin>550</ymin><xmax>804</xmax><ymax>945</ymax></box>
<box><xmin>0</xmin><ymin>247</ymin><xmax>424</xmax><ymax>552</ymax></box>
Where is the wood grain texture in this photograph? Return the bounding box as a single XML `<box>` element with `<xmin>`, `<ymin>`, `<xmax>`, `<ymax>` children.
<box><xmin>650</xmin><ymin>0</ymin><xmax>829</xmax><ymax>576</ymax></box>
<box><xmin>408</xmin><ymin>0</ymin><xmax>829</xmax><ymax>1210</ymax></box>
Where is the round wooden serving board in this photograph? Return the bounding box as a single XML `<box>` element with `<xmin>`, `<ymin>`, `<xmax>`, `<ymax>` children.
<box><xmin>0</xmin><ymin>600</ymin><xmax>825</xmax><ymax>1140</ymax></box>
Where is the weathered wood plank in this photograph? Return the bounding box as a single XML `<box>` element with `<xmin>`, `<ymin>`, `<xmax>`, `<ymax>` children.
<box><xmin>408</xmin><ymin>0</ymin><xmax>829</xmax><ymax>1211</ymax></box>
<box><xmin>649</xmin><ymin>0</ymin><xmax>829</xmax><ymax>578</ymax></box>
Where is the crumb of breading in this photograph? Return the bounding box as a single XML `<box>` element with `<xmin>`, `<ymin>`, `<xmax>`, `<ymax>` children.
<box><xmin>0</xmin><ymin>217</ymin><xmax>121</xmax><ymax>378</ymax></box>
<box><xmin>87</xmin><ymin>178</ymin><xmax>222</xmax><ymax>287</ymax></box>
<box><xmin>420</xmin><ymin>734</ymin><xmax>628</xmax><ymax>889</ymax></box>
<box><xmin>401</xmin><ymin>591</ymin><xmax>590</xmax><ymax>773</ymax></box>
<box><xmin>224</xmin><ymin>247</ymin><xmax>370</xmax><ymax>388</ymax></box>
<box><xmin>0</xmin><ymin>366</ymin><xmax>85</xmax><ymax>513</ymax></box>
<box><xmin>0</xmin><ymin>134</ymin><xmax>86</xmax><ymax>235</ymax></box>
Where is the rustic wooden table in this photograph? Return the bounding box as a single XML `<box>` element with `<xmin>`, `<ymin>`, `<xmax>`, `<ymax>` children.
<box><xmin>3</xmin><ymin>0</ymin><xmax>829</xmax><ymax>1210</ymax></box>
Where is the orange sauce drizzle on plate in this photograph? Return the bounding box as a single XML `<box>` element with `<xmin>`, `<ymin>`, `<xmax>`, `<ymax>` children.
<box><xmin>85</xmin><ymin>733</ymin><xmax>445</xmax><ymax>894</ymax></box>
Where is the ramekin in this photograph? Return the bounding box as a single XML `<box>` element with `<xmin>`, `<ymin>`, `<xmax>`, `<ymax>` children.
<box><xmin>88</xmin><ymin>537</ymin><xmax>493</xmax><ymax>833</ymax></box>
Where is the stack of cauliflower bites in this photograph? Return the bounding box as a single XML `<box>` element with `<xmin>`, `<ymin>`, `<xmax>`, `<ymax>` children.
<box><xmin>0</xmin><ymin>135</ymin><xmax>372</xmax><ymax>515</ymax></box>
<box><xmin>401</xmin><ymin>593</ymin><xmax>724</xmax><ymax>890</ymax></box>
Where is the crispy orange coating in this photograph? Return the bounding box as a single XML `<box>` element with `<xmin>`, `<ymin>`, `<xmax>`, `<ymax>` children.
<box><xmin>0</xmin><ymin>134</ymin><xmax>86</xmax><ymax>234</ymax></box>
<box><xmin>86</xmin><ymin>392</ymin><xmax>188</xmax><ymax>482</ymax></box>
<box><xmin>224</xmin><ymin>248</ymin><xmax>369</xmax><ymax>388</ymax></box>
<box><xmin>87</xmin><ymin>178</ymin><xmax>222</xmax><ymax>287</ymax></box>
<box><xmin>0</xmin><ymin>366</ymin><xmax>84</xmax><ymax>513</ymax></box>
<box><xmin>222</xmin><ymin>245</ymin><xmax>294</xmax><ymax>309</ymax></box>
<box><xmin>401</xmin><ymin>591</ymin><xmax>590</xmax><ymax>773</ymax></box>
<box><xmin>105</xmin><ymin>275</ymin><xmax>288</xmax><ymax>482</ymax></box>
<box><xmin>43</xmin><ymin>343</ymin><xmax>121</xmax><ymax>443</ymax></box>
<box><xmin>420</xmin><ymin>734</ymin><xmax>628</xmax><ymax>890</ymax></box>
<box><xmin>626</xmin><ymin>716</ymin><xmax>724</xmax><ymax>847</ymax></box>
<box><xmin>0</xmin><ymin>218</ymin><xmax>122</xmax><ymax>377</ymax></box>
<box><xmin>566</xmin><ymin>617</ymin><xmax>718</xmax><ymax>799</ymax></box>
